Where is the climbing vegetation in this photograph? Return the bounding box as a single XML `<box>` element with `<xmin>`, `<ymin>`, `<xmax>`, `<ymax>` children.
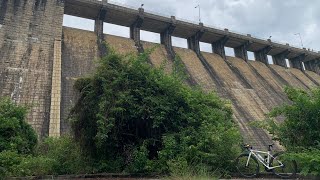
<box><xmin>70</xmin><ymin>46</ymin><xmax>241</xmax><ymax>175</ymax></box>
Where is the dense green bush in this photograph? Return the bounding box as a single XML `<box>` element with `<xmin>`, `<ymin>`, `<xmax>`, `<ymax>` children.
<box><xmin>0</xmin><ymin>150</ymin><xmax>23</xmax><ymax>178</ymax></box>
<box><xmin>285</xmin><ymin>148</ymin><xmax>320</xmax><ymax>176</ymax></box>
<box><xmin>0</xmin><ymin>98</ymin><xmax>38</xmax><ymax>178</ymax></box>
<box><xmin>12</xmin><ymin>155</ymin><xmax>56</xmax><ymax>177</ymax></box>
<box><xmin>0</xmin><ymin>98</ymin><xmax>37</xmax><ymax>154</ymax></box>
<box><xmin>0</xmin><ymin>98</ymin><xmax>89</xmax><ymax>177</ymax></box>
<box><xmin>0</xmin><ymin>136</ymin><xmax>90</xmax><ymax>178</ymax></box>
<box><xmin>258</xmin><ymin>87</ymin><xmax>320</xmax><ymax>149</ymax></box>
<box><xmin>256</xmin><ymin>87</ymin><xmax>320</xmax><ymax>175</ymax></box>
<box><xmin>35</xmin><ymin>137</ymin><xmax>92</xmax><ymax>175</ymax></box>
<box><xmin>70</xmin><ymin>47</ymin><xmax>241</xmax><ymax>174</ymax></box>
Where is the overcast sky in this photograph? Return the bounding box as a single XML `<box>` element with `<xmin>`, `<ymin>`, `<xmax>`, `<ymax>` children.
<box><xmin>64</xmin><ymin>0</ymin><xmax>320</xmax><ymax>60</ymax></box>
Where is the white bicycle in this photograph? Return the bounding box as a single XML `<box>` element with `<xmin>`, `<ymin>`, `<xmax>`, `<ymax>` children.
<box><xmin>236</xmin><ymin>144</ymin><xmax>297</xmax><ymax>178</ymax></box>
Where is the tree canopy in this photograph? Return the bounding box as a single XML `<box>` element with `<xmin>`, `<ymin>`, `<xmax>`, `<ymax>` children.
<box><xmin>70</xmin><ymin>48</ymin><xmax>241</xmax><ymax>173</ymax></box>
<box><xmin>264</xmin><ymin>87</ymin><xmax>320</xmax><ymax>149</ymax></box>
<box><xmin>0</xmin><ymin>98</ymin><xmax>37</xmax><ymax>154</ymax></box>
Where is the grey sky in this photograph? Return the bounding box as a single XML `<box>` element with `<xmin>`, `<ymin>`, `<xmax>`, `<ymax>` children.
<box><xmin>64</xmin><ymin>0</ymin><xmax>320</xmax><ymax>60</ymax></box>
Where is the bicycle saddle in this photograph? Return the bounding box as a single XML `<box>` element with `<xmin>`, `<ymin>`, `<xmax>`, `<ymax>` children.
<box><xmin>268</xmin><ymin>143</ymin><xmax>274</xmax><ymax>150</ymax></box>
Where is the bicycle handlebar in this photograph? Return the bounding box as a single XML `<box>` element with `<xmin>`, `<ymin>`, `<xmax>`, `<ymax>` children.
<box><xmin>243</xmin><ymin>143</ymin><xmax>274</xmax><ymax>150</ymax></box>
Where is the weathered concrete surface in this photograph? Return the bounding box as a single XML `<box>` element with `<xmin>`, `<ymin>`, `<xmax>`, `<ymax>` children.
<box><xmin>289</xmin><ymin>68</ymin><xmax>318</xmax><ymax>89</ymax></box>
<box><xmin>142</xmin><ymin>42</ymin><xmax>173</xmax><ymax>74</ymax></box>
<box><xmin>202</xmin><ymin>53</ymin><xmax>276</xmax><ymax>149</ymax></box>
<box><xmin>248</xmin><ymin>61</ymin><xmax>286</xmax><ymax>94</ymax></box>
<box><xmin>61</xmin><ymin>27</ymin><xmax>138</xmax><ymax>134</ymax></box>
<box><xmin>174</xmin><ymin>47</ymin><xmax>216</xmax><ymax>92</ymax></box>
<box><xmin>305</xmin><ymin>71</ymin><xmax>320</xmax><ymax>85</ymax></box>
<box><xmin>1</xmin><ymin>0</ymin><xmax>320</xmax><ymax>147</ymax></box>
<box><xmin>59</xmin><ymin>28</ymin><xmax>320</xmax><ymax>150</ymax></box>
<box><xmin>107</xmin><ymin>35</ymin><xmax>138</xmax><ymax>55</ymax></box>
<box><xmin>269</xmin><ymin>65</ymin><xmax>309</xmax><ymax>90</ymax></box>
<box><xmin>0</xmin><ymin>0</ymin><xmax>64</xmax><ymax>137</ymax></box>
<box><xmin>2</xmin><ymin>15</ymin><xmax>320</xmax><ymax>147</ymax></box>
<box><xmin>61</xmin><ymin>27</ymin><xmax>99</xmax><ymax>134</ymax></box>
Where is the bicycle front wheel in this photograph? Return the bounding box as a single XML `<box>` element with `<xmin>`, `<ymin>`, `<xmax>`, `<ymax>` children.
<box><xmin>236</xmin><ymin>154</ymin><xmax>259</xmax><ymax>178</ymax></box>
<box><xmin>271</xmin><ymin>152</ymin><xmax>297</xmax><ymax>179</ymax></box>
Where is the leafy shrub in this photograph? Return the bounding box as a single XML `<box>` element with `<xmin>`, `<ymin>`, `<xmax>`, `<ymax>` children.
<box><xmin>263</xmin><ymin>87</ymin><xmax>320</xmax><ymax>149</ymax></box>
<box><xmin>0</xmin><ymin>151</ymin><xmax>53</xmax><ymax>178</ymax></box>
<box><xmin>255</xmin><ymin>87</ymin><xmax>320</xmax><ymax>175</ymax></box>
<box><xmin>13</xmin><ymin>155</ymin><xmax>56</xmax><ymax>177</ymax></box>
<box><xmin>0</xmin><ymin>98</ymin><xmax>37</xmax><ymax>154</ymax></box>
<box><xmin>0</xmin><ymin>150</ymin><xmax>23</xmax><ymax>178</ymax></box>
<box><xmin>70</xmin><ymin>47</ymin><xmax>241</xmax><ymax>174</ymax></box>
<box><xmin>35</xmin><ymin>136</ymin><xmax>92</xmax><ymax>175</ymax></box>
<box><xmin>285</xmin><ymin>148</ymin><xmax>320</xmax><ymax>176</ymax></box>
<box><xmin>0</xmin><ymin>137</ymin><xmax>90</xmax><ymax>178</ymax></box>
<box><xmin>0</xmin><ymin>98</ymin><xmax>38</xmax><ymax>179</ymax></box>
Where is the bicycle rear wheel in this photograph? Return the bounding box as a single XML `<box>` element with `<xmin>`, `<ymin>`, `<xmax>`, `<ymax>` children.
<box><xmin>271</xmin><ymin>152</ymin><xmax>297</xmax><ymax>179</ymax></box>
<box><xmin>236</xmin><ymin>154</ymin><xmax>259</xmax><ymax>178</ymax></box>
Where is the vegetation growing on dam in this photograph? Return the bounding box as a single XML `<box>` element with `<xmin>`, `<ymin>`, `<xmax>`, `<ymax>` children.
<box><xmin>0</xmin><ymin>48</ymin><xmax>241</xmax><ymax>178</ymax></box>
<box><xmin>70</xmin><ymin>48</ymin><xmax>241</xmax><ymax>175</ymax></box>
<box><xmin>1</xmin><ymin>46</ymin><xmax>320</xmax><ymax>178</ymax></box>
<box><xmin>257</xmin><ymin>87</ymin><xmax>320</xmax><ymax>175</ymax></box>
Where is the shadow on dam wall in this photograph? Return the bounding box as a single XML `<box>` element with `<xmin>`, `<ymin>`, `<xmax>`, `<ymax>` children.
<box><xmin>60</xmin><ymin>27</ymin><xmax>320</xmax><ymax>150</ymax></box>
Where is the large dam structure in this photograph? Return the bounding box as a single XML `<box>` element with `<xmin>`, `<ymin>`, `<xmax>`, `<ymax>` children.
<box><xmin>1</xmin><ymin>0</ymin><xmax>320</xmax><ymax>148</ymax></box>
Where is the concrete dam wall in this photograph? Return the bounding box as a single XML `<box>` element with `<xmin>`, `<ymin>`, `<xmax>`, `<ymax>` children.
<box><xmin>1</xmin><ymin>0</ymin><xmax>320</xmax><ymax>149</ymax></box>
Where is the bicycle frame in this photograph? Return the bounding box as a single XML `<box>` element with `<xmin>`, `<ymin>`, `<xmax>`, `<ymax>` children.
<box><xmin>246</xmin><ymin>149</ymin><xmax>284</xmax><ymax>170</ymax></box>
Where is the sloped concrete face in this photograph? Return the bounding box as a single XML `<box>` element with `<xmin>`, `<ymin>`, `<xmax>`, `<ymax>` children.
<box><xmin>305</xmin><ymin>71</ymin><xmax>320</xmax><ymax>85</ymax></box>
<box><xmin>60</xmin><ymin>27</ymin><xmax>138</xmax><ymax>134</ymax></box>
<box><xmin>142</xmin><ymin>42</ymin><xmax>173</xmax><ymax>74</ymax></box>
<box><xmin>173</xmin><ymin>47</ymin><xmax>216</xmax><ymax>92</ymax></box>
<box><xmin>1</xmin><ymin>0</ymin><xmax>320</xmax><ymax>149</ymax></box>
<box><xmin>0</xmin><ymin>0</ymin><xmax>64</xmax><ymax>137</ymax></box>
<box><xmin>201</xmin><ymin>53</ymin><xmax>278</xmax><ymax>149</ymax></box>
<box><xmin>289</xmin><ymin>68</ymin><xmax>318</xmax><ymax>89</ymax></box>
<box><xmin>3</xmin><ymin>23</ymin><xmax>320</xmax><ymax>149</ymax></box>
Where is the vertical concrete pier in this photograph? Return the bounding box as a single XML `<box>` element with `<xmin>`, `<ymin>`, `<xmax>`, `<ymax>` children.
<box><xmin>254</xmin><ymin>46</ymin><xmax>272</xmax><ymax>65</ymax></box>
<box><xmin>235</xmin><ymin>41</ymin><xmax>251</xmax><ymax>61</ymax></box>
<box><xmin>130</xmin><ymin>8</ymin><xmax>144</xmax><ymax>53</ymax></box>
<box><xmin>273</xmin><ymin>50</ymin><xmax>290</xmax><ymax>68</ymax></box>
<box><xmin>49</xmin><ymin>39</ymin><xmax>62</xmax><ymax>137</ymax></box>
<box><xmin>305</xmin><ymin>59</ymin><xmax>320</xmax><ymax>75</ymax></box>
<box><xmin>212</xmin><ymin>36</ymin><xmax>229</xmax><ymax>60</ymax></box>
<box><xmin>187</xmin><ymin>23</ymin><xmax>204</xmax><ymax>54</ymax></box>
<box><xmin>289</xmin><ymin>54</ymin><xmax>305</xmax><ymax>70</ymax></box>
<box><xmin>160</xmin><ymin>16</ymin><xmax>176</xmax><ymax>59</ymax></box>
<box><xmin>95</xmin><ymin>7</ymin><xmax>107</xmax><ymax>57</ymax></box>
<box><xmin>304</xmin><ymin>60</ymin><xmax>313</xmax><ymax>71</ymax></box>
